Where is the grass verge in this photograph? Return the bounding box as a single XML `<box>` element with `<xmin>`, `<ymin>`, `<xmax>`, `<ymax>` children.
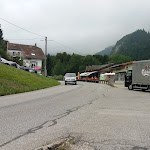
<box><xmin>0</xmin><ymin>63</ymin><xmax>60</xmax><ymax>96</ymax></box>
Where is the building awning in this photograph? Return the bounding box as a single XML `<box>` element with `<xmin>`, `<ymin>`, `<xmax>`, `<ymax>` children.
<box><xmin>104</xmin><ymin>73</ymin><xmax>115</xmax><ymax>75</ymax></box>
<box><xmin>80</xmin><ymin>71</ymin><xmax>98</xmax><ymax>76</ymax></box>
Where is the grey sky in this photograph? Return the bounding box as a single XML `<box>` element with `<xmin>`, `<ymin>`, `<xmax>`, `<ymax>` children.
<box><xmin>1</xmin><ymin>0</ymin><xmax>150</xmax><ymax>55</ymax></box>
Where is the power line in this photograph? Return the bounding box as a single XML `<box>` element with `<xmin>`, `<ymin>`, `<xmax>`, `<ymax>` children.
<box><xmin>0</xmin><ymin>18</ymin><xmax>45</xmax><ymax>37</ymax></box>
<box><xmin>0</xmin><ymin>18</ymin><xmax>87</xmax><ymax>55</ymax></box>
<box><xmin>7</xmin><ymin>38</ymin><xmax>44</xmax><ymax>41</ymax></box>
<box><xmin>40</xmin><ymin>39</ymin><xmax>86</xmax><ymax>55</ymax></box>
<box><xmin>52</xmin><ymin>40</ymin><xmax>86</xmax><ymax>55</ymax></box>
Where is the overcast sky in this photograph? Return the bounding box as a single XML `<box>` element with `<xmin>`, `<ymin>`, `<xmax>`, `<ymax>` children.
<box><xmin>1</xmin><ymin>0</ymin><xmax>150</xmax><ymax>55</ymax></box>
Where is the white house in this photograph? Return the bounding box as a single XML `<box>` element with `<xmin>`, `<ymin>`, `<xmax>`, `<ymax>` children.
<box><xmin>7</xmin><ymin>42</ymin><xmax>45</xmax><ymax>73</ymax></box>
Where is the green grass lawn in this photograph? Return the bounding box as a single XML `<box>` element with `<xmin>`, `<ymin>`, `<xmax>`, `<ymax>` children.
<box><xmin>0</xmin><ymin>63</ymin><xmax>60</xmax><ymax>96</ymax></box>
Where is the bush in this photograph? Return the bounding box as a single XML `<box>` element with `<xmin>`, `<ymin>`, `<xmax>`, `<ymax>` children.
<box><xmin>52</xmin><ymin>75</ymin><xmax>64</xmax><ymax>80</ymax></box>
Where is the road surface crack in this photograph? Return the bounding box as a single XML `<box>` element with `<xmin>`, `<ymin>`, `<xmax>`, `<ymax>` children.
<box><xmin>0</xmin><ymin>121</ymin><xmax>48</xmax><ymax>148</ymax></box>
<box><xmin>0</xmin><ymin>92</ymin><xmax>100</xmax><ymax>148</ymax></box>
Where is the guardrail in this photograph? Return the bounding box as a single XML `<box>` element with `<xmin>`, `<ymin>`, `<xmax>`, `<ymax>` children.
<box><xmin>77</xmin><ymin>79</ymin><xmax>114</xmax><ymax>86</ymax></box>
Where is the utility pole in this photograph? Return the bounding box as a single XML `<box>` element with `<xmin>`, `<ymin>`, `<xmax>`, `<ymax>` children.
<box><xmin>44</xmin><ymin>36</ymin><xmax>47</xmax><ymax>77</ymax></box>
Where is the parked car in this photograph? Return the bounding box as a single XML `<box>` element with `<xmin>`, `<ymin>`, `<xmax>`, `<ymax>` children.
<box><xmin>19</xmin><ymin>66</ymin><xmax>37</xmax><ymax>73</ymax></box>
<box><xmin>1</xmin><ymin>57</ymin><xmax>11</xmax><ymax>65</ymax></box>
<box><xmin>64</xmin><ymin>73</ymin><xmax>77</xmax><ymax>85</ymax></box>
<box><xmin>29</xmin><ymin>68</ymin><xmax>37</xmax><ymax>73</ymax></box>
<box><xmin>1</xmin><ymin>58</ymin><xmax>19</xmax><ymax>68</ymax></box>
<box><xmin>1</xmin><ymin>57</ymin><xmax>38</xmax><ymax>73</ymax></box>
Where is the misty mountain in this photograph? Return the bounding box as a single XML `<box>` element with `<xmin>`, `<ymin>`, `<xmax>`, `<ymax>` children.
<box><xmin>111</xmin><ymin>29</ymin><xmax>150</xmax><ymax>60</ymax></box>
<box><xmin>95</xmin><ymin>46</ymin><xmax>113</xmax><ymax>56</ymax></box>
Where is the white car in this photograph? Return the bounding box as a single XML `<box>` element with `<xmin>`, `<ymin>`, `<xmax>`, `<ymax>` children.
<box><xmin>64</xmin><ymin>73</ymin><xmax>77</xmax><ymax>85</ymax></box>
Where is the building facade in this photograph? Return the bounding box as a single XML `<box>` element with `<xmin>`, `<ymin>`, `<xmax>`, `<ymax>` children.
<box><xmin>7</xmin><ymin>42</ymin><xmax>45</xmax><ymax>73</ymax></box>
<box><xmin>112</xmin><ymin>61</ymin><xmax>134</xmax><ymax>81</ymax></box>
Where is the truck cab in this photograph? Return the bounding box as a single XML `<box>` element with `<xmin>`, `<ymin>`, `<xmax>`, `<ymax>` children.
<box><xmin>125</xmin><ymin>70</ymin><xmax>132</xmax><ymax>87</ymax></box>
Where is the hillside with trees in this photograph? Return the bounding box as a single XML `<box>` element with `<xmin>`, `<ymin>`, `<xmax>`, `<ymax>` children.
<box><xmin>111</xmin><ymin>29</ymin><xmax>150</xmax><ymax>60</ymax></box>
<box><xmin>95</xmin><ymin>46</ymin><xmax>113</xmax><ymax>56</ymax></box>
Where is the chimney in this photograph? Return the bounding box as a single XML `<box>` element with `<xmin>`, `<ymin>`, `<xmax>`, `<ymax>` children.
<box><xmin>26</xmin><ymin>48</ymin><xmax>29</xmax><ymax>55</ymax></box>
<box><xmin>35</xmin><ymin>43</ymin><xmax>37</xmax><ymax>47</ymax></box>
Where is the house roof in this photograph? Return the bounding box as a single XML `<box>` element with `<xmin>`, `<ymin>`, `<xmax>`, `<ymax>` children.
<box><xmin>111</xmin><ymin>64</ymin><xmax>123</xmax><ymax>68</ymax></box>
<box><xmin>122</xmin><ymin>61</ymin><xmax>135</xmax><ymax>66</ymax></box>
<box><xmin>111</xmin><ymin>61</ymin><xmax>135</xmax><ymax>69</ymax></box>
<box><xmin>85</xmin><ymin>63</ymin><xmax>114</xmax><ymax>72</ymax></box>
<box><xmin>91</xmin><ymin>65</ymin><xmax>103</xmax><ymax>70</ymax></box>
<box><xmin>8</xmin><ymin>43</ymin><xmax>45</xmax><ymax>60</ymax></box>
<box><xmin>100</xmin><ymin>67</ymin><xmax>113</xmax><ymax>73</ymax></box>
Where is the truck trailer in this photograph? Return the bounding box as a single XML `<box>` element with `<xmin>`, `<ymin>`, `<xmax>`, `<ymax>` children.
<box><xmin>125</xmin><ymin>60</ymin><xmax>150</xmax><ymax>91</ymax></box>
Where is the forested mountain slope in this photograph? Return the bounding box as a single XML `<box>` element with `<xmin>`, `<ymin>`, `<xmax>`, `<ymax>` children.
<box><xmin>111</xmin><ymin>29</ymin><xmax>150</xmax><ymax>60</ymax></box>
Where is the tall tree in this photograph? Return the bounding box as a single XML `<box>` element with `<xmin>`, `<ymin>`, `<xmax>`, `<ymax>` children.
<box><xmin>0</xmin><ymin>25</ymin><xmax>3</xmax><ymax>40</ymax></box>
<box><xmin>46</xmin><ymin>54</ymin><xmax>52</xmax><ymax>76</ymax></box>
<box><xmin>52</xmin><ymin>60</ymin><xmax>65</xmax><ymax>75</ymax></box>
<box><xmin>0</xmin><ymin>25</ymin><xmax>8</xmax><ymax>59</ymax></box>
<box><xmin>82</xmin><ymin>55</ymin><xmax>100</xmax><ymax>66</ymax></box>
<box><xmin>67</xmin><ymin>54</ymin><xmax>83</xmax><ymax>73</ymax></box>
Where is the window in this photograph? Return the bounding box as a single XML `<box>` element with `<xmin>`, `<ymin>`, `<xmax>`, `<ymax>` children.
<box><xmin>127</xmin><ymin>70</ymin><xmax>132</xmax><ymax>77</ymax></box>
<box><xmin>31</xmin><ymin>62</ymin><xmax>37</xmax><ymax>69</ymax></box>
<box><xmin>31</xmin><ymin>64</ymin><xmax>36</xmax><ymax>68</ymax></box>
<box><xmin>18</xmin><ymin>52</ymin><xmax>21</xmax><ymax>57</ymax></box>
<box><xmin>13</xmin><ymin>52</ymin><xmax>16</xmax><ymax>57</ymax></box>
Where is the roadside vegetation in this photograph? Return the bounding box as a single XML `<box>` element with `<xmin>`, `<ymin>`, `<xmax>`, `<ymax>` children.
<box><xmin>0</xmin><ymin>63</ymin><xmax>60</xmax><ymax>96</ymax></box>
<box><xmin>52</xmin><ymin>75</ymin><xmax>64</xmax><ymax>80</ymax></box>
<box><xmin>46</xmin><ymin>52</ymin><xmax>131</xmax><ymax>77</ymax></box>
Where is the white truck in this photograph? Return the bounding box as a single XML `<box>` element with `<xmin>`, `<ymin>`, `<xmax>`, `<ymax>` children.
<box><xmin>125</xmin><ymin>60</ymin><xmax>150</xmax><ymax>91</ymax></box>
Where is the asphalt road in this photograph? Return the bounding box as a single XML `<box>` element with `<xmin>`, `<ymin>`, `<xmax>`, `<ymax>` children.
<box><xmin>0</xmin><ymin>81</ymin><xmax>150</xmax><ymax>150</ymax></box>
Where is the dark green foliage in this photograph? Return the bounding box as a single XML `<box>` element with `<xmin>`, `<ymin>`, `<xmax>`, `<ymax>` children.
<box><xmin>67</xmin><ymin>54</ymin><xmax>83</xmax><ymax>73</ymax></box>
<box><xmin>52</xmin><ymin>75</ymin><xmax>63</xmax><ymax>80</ymax></box>
<box><xmin>0</xmin><ymin>26</ymin><xmax>3</xmax><ymax>40</ymax></box>
<box><xmin>111</xmin><ymin>29</ymin><xmax>150</xmax><ymax>60</ymax></box>
<box><xmin>0</xmin><ymin>26</ymin><xmax>8</xmax><ymax>59</ymax></box>
<box><xmin>83</xmin><ymin>55</ymin><xmax>100</xmax><ymax>66</ymax></box>
<box><xmin>110</xmin><ymin>54</ymin><xmax>131</xmax><ymax>64</ymax></box>
<box><xmin>46</xmin><ymin>52</ymin><xmax>110</xmax><ymax>76</ymax></box>
<box><xmin>0</xmin><ymin>47</ymin><xmax>7</xmax><ymax>59</ymax></box>
<box><xmin>52</xmin><ymin>60</ymin><xmax>65</xmax><ymax>75</ymax></box>
<box><xmin>0</xmin><ymin>40</ymin><xmax>8</xmax><ymax>59</ymax></box>
<box><xmin>47</xmin><ymin>54</ymin><xmax>53</xmax><ymax>76</ymax></box>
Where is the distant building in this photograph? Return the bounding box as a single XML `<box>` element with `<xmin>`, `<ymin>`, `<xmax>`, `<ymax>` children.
<box><xmin>7</xmin><ymin>42</ymin><xmax>45</xmax><ymax>73</ymax></box>
<box><xmin>111</xmin><ymin>61</ymin><xmax>135</xmax><ymax>81</ymax></box>
<box><xmin>84</xmin><ymin>61</ymin><xmax>135</xmax><ymax>81</ymax></box>
<box><xmin>85</xmin><ymin>64</ymin><xmax>114</xmax><ymax>78</ymax></box>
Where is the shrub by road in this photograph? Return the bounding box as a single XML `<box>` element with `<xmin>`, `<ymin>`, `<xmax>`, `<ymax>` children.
<box><xmin>0</xmin><ymin>63</ymin><xmax>60</xmax><ymax>96</ymax></box>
